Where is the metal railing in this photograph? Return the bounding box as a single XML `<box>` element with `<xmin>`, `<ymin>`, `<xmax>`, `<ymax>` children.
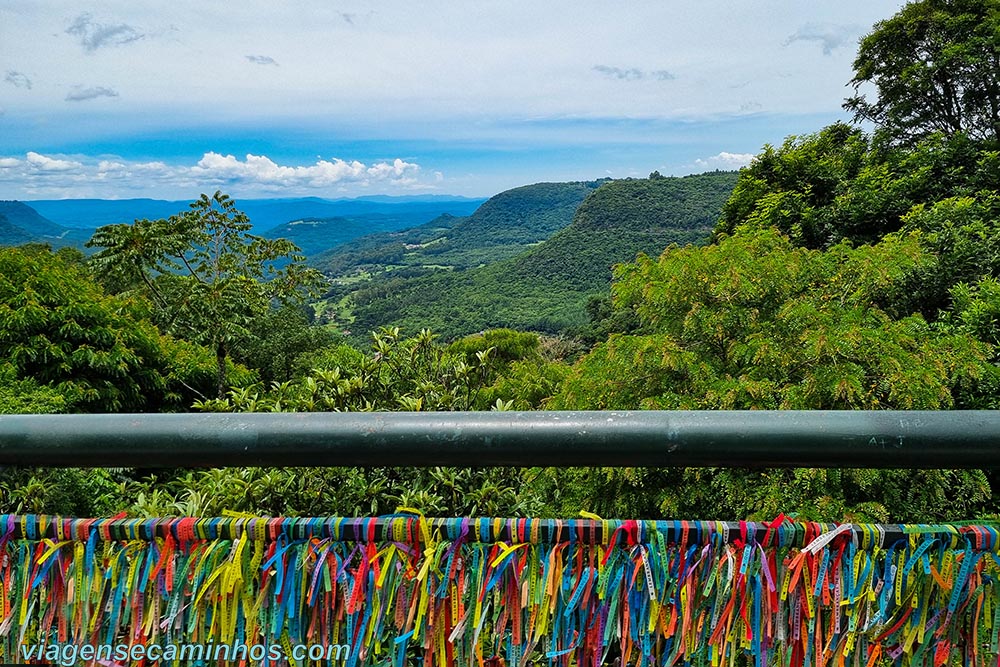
<box><xmin>0</xmin><ymin>410</ymin><xmax>998</xmax><ymax>467</ymax></box>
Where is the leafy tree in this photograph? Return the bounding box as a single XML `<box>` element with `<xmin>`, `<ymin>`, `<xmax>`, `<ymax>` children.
<box><xmin>156</xmin><ymin>334</ymin><xmax>258</xmax><ymax>406</ymax></box>
<box><xmin>88</xmin><ymin>192</ymin><xmax>324</xmax><ymax>397</ymax></box>
<box><xmin>0</xmin><ymin>363</ymin><xmax>68</xmax><ymax>414</ymax></box>
<box><xmin>0</xmin><ymin>244</ymin><xmax>250</xmax><ymax>411</ymax></box>
<box><xmin>951</xmin><ymin>277</ymin><xmax>1000</xmax><ymax>349</ymax></box>
<box><xmin>714</xmin><ymin>124</ymin><xmax>995</xmax><ymax>248</ymax></box>
<box><xmin>715</xmin><ymin>124</ymin><xmax>869</xmax><ymax>247</ymax></box>
<box><xmin>845</xmin><ymin>0</ymin><xmax>1000</xmax><ymax>144</ymax></box>
<box><xmin>892</xmin><ymin>194</ymin><xmax>1000</xmax><ymax>318</ymax></box>
<box><xmin>447</xmin><ymin>328</ymin><xmax>541</xmax><ymax>368</ymax></box>
<box><xmin>541</xmin><ymin>228</ymin><xmax>995</xmax><ymax>522</ymax></box>
<box><xmin>571</xmin><ymin>293</ymin><xmax>641</xmax><ymax>344</ymax></box>
<box><xmin>0</xmin><ymin>246</ymin><xmax>172</xmax><ymax>411</ymax></box>
<box><xmin>554</xmin><ymin>228</ymin><xmax>988</xmax><ymax>411</ymax></box>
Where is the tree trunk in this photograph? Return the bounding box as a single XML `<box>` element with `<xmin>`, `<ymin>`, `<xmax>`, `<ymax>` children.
<box><xmin>216</xmin><ymin>341</ymin><xmax>228</xmax><ymax>399</ymax></box>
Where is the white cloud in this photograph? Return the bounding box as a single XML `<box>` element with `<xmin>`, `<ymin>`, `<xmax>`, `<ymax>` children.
<box><xmin>0</xmin><ymin>151</ymin><xmax>427</xmax><ymax>197</ymax></box>
<box><xmin>246</xmin><ymin>55</ymin><xmax>278</xmax><ymax>66</ymax></box>
<box><xmin>65</xmin><ymin>13</ymin><xmax>144</xmax><ymax>52</ymax></box>
<box><xmin>592</xmin><ymin>66</ymin><xmax>676</xmax><ymax>82</ymax></box>
<box><xmin>784</xmin><ymin>23</ymin><xmax>861</xmax><ymax>56</ymax></box>
<box><xmin>593</xmin><ymin>65</ymin><xmax>644</xmax><ymax>82</ymax></box>
<box><xmin>26</xmin><ymin>152</ymin><xmax>83</xmax><ymax>172</ymax></box>
<box><xmin>97</xmin><ymin>160</ymin><xmax>127</xmax><ymax>172</ymax></box>
<box><xmin>66</xmin><ymin>86</ymin><xmax>119</xmax><ymax>102</ymax></box>
<box><xmin>365</xmin><ymin>158</ymin><xmax>415</xmax><ymax>179</ymax></box>
<box><xmin>191</xmin><ymin>152</ymin><xmax>418</xmax><ymax>187</ymax></box>
<box><xmin>694</xmin><ymin>151</ymin><xmax>755</xmax><ymax>170</ymax></box>
<box><xmin>5</xmin><ymin>71</ymin><xmax>32</xmax><ymax>89</ymax></box>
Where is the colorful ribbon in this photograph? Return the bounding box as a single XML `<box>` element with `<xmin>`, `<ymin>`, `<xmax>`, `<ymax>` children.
<box><xmin>0</xmin><ymin>514</ymin><xmax>998</xmax><ymax>666</ymax></box>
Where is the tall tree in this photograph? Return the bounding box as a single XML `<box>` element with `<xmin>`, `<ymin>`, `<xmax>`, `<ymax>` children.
<box><xmin>845</xmin><ymin>0</ymin><xmax>1000</xmax><ymax>144</ymax></box>
<box><xmin>88</xmin><ymin>192</ymin><xmax>323</xmax><ymax>397</ymax></box>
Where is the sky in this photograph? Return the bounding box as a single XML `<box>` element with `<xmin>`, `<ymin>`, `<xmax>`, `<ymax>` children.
<box><xmin>1</xmin><ymin>1</ymin><xmax>907</xmax><ymax>200</ymax></box>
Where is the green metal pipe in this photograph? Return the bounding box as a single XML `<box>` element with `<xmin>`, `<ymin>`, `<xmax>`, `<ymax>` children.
<box><xmin>0</xmin><ymin>411</ymin><xmax>998</xmax><ymax>469</ymax></box>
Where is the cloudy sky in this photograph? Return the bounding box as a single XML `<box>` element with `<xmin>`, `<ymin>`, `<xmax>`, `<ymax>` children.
<box><xmin>1</xmin><ymin>1</ymin><xmax>906</xmax><ymax>200</ymax></box>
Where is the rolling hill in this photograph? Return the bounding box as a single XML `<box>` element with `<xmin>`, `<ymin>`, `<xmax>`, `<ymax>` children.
<box><xmin>0</xmin><ymin>216</ymin><xmax>35</xmax><ymax>246</ymax></box>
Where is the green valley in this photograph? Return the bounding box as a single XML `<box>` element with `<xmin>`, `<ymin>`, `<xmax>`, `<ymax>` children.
<box><xmin>318</xmin><ymin>172</ymin><xmax>738</xmax><ymax>340</ymax></box>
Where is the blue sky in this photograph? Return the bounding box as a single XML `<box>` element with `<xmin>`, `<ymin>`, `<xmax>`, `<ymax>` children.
<box><xmin>1</xmin><ymin>1</ymin><xmax>906</xmax><ymax>200</ymax></box>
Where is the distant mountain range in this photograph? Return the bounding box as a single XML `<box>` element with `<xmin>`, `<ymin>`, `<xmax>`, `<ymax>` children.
<box><xmin>1</xmin><ymin>195</ymin><xmax>486</xmax><ymax>252</ymax></box>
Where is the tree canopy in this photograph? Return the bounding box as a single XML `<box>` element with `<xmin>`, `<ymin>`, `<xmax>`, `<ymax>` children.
<box><xmin>0</xmin><ymin>245</ymin><xmax>250</xmax><ymax>411</ymax></box>
<box><xmin>542</xmin><ymin>227</ymin><xmax>996</xmax><ymax>521</ymax></box>
<box><xmin>552</xmin><ymin>227</ymin><xmax>990</xmax><ymax>411</ymax></box>
<box><xmin>846</xmin><ymin>0</ymin><xmax>1000</xmax><ymax>144</ymax></box>
<box><xmin>0</xmin><ymin>245</ymin><xmax>173</xmax><ymax>412</ymax></box>
<box><xmin>714</xmin><ymin>123</ymin><xmax>1000</xmax><ymax>248</ymax></box>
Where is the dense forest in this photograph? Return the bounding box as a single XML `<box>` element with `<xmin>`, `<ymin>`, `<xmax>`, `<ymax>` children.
<box><xmin>3</xmin><ymin>0</ymin><xmax>1000</xmax><ymax>524</ymax></box>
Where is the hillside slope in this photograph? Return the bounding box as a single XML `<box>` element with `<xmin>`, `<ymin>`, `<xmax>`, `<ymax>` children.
<box><xmin>0</xmin><ymin>215</ymin><xmax>35</xmax><ymax>245</ymax></box>
<box><xmin>261</xmin><ymin>206</ymin><xmax>479</xmax><ymax>257</ymax></box>
<box><xmin>340</xmin><ymin>172</ymin><xmax>738</xmax><ymax>338</ymax></box>
<box><xmin>0</xmin><ymin>202</ymin><xmax>90</xmax><ymax>247</ymax></box>
<box><xmin>312</xmin><ymin>181</ymin><xmax>603</xmax><ymax>274</ymax></box>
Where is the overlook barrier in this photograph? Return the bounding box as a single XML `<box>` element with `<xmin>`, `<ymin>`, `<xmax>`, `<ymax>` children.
<box><xmin>1</xmin><ymin>410</ymin><xmax>999</xmax><ymax>467</ymax></box>
<box><xmin>0</xmin><ymin>411</ymin><xmax>998</xmax><ymax>667</ymax></box>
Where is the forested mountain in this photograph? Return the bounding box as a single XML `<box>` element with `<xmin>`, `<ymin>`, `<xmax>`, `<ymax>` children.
<box><xmin>0</xmin><ymin>201</ymin><xmax>90</xmax><ymax>246</ymax></box>
<box><xmin>311</xmin><ymin>181</ymin><xmax>603</xmax><ymax>274</ymax></box>
<box><xmin>506</xmin><ymin>172</ymin><xmax>738</xmax><ymax>288</ymax></box>
<box><xmin>0</xmin><ymin>216</ymin><xmax>35</xmax><ymax>246</ymax></box>
<box><xmin>28</xmin><ymin>199</ymin><xmax>189</xmax><ymax>231</ymax></box>
<box><xmin>335</xmin><ymin>172</ymin><xmax>737</xmax><ymax>338</ymax></box>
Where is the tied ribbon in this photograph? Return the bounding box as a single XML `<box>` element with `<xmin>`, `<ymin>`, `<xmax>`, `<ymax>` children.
<box><xmin>0</xmin><ymin>514</ymin><xmax>998</xmax><ymax>667</ymax></box>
